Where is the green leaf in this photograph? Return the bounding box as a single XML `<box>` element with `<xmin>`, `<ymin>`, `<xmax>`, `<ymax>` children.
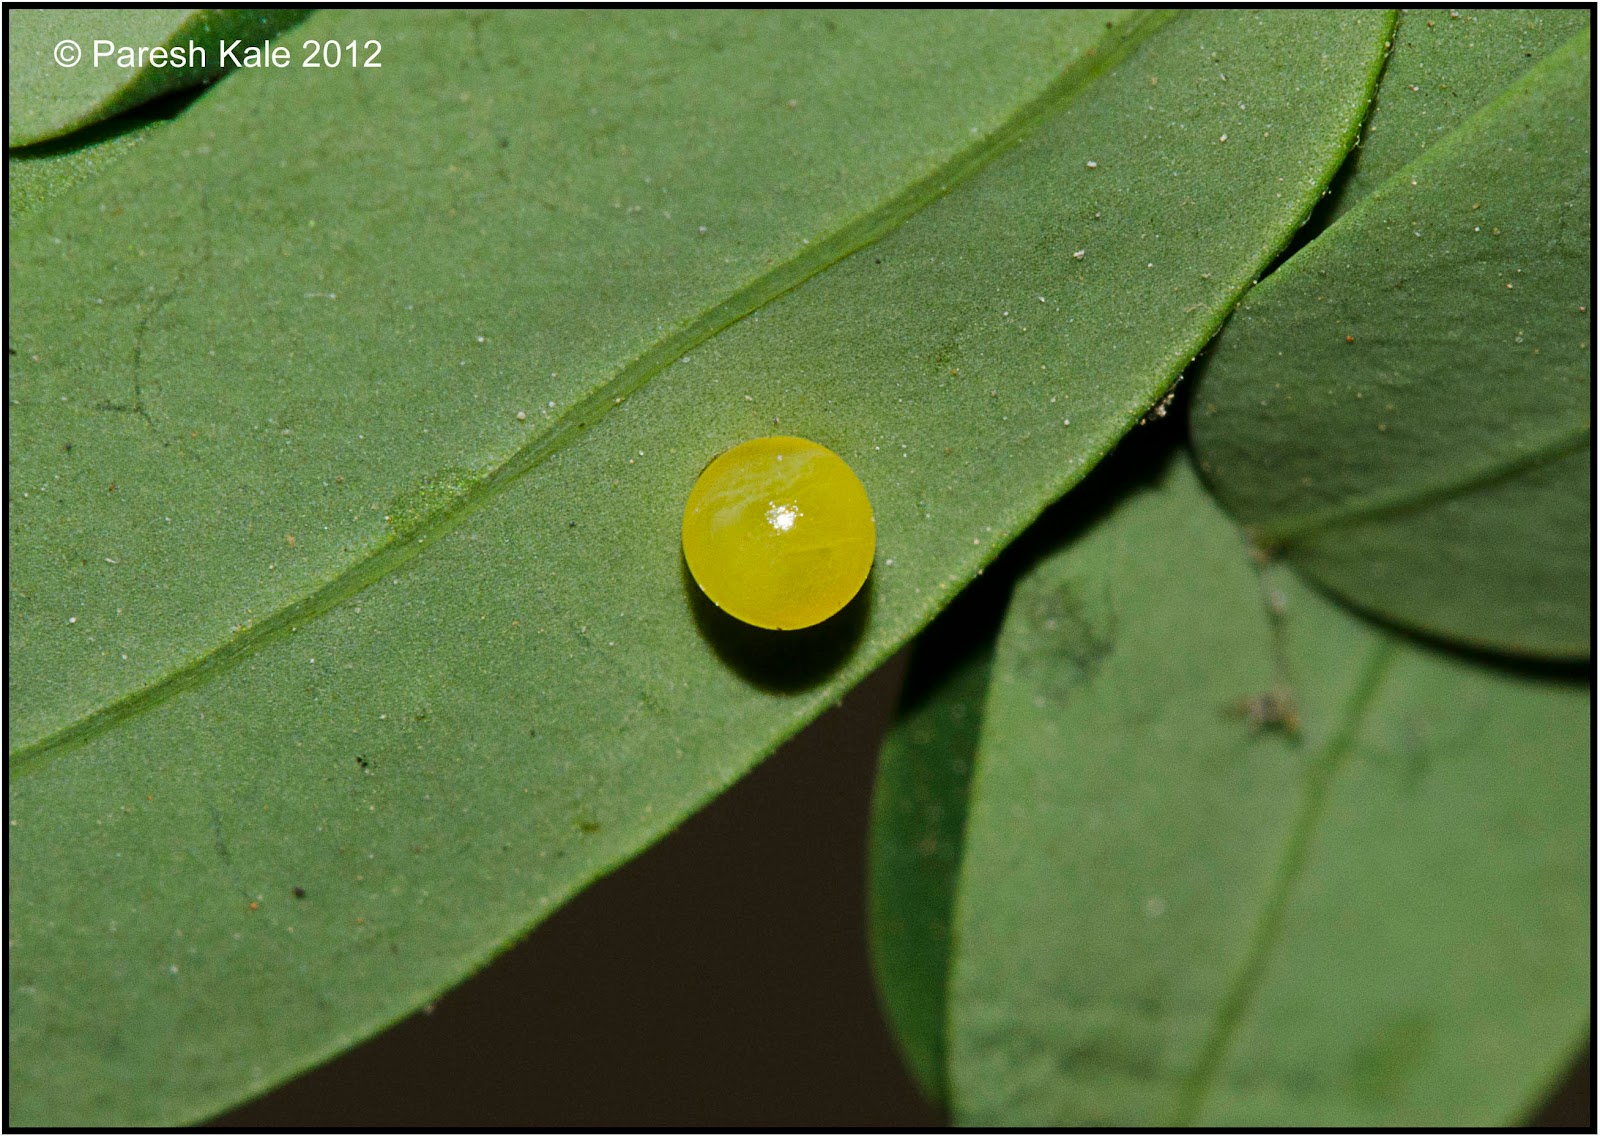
<box><xmin>7</xmin><ymin>10</ymin><xmax>1391</xmax><ymax>1125</ymax></box>
<box><xmin>1191</xmin><ymin>30</ymin><xmax>1592</xmax><ymax>659</ymax></box>
<box><xmin>9</xmin><ymin>109</ymin><xmax>175</xmax><ymax>228</ymax></box>
<box><xmin>1317</xmin><ymin>8</ymin><xmax>1592</xmax><ymax>226</ymax></box>
<box><xmin>7</xmin><ymin>8</ymin><xmax>311</xmax><ymax>148</ymax></box>
<box><xmin>867</xmin><ymin>602</ymin><xmax>995</xmax><ymax>1106</ymax></box>
<box><xmin>865</xmin><ymin>434</ymin><xmax>1160</xmax><ymax>1108</ymax></box>
<box><xmin>944</xmin><ymin>446</ymin><xmax>1589</xmax><ymax>1126</ymax></box>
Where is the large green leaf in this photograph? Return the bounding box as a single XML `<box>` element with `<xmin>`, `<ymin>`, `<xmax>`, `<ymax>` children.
<box><xmin>943</xmin><ymin>447</ymin><xmax>1589</xmax><ymax>1126</ymax></box>
<box><xmin>1191</xmin><ymin>29</ymin><xmax>1591</xmax><ymax>659</ymax></box>
<box><xmin>9</xmin><ymin>110</ymin><xmax>175</xmax><ymax>227</ymax></box>
<box><xmin>7</xmin><ymin>9</ymin><xmax>1392</xmax><ymax>1124</ymax></box>
<box><xmin>7</xmin><ymin>8</ymin><xmax>310</xmax><ymax>148</ymax></box>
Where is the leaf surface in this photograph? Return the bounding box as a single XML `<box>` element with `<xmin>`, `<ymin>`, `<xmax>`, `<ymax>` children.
<box><xmin>9</xmin><ymin>108</ymin><xmax>180</xmax><ymax>227</ymax></box>
<box><xmin>867</xmin><ymin>608</ymin><xmax>994</xmax><ymax>1105</ymax></box>
<box><xmin>1317</xmin><ymin>8</ymin><xmax>1591</xmax><ymax>225</ymax></box>
<box><xmin>1191</xmin><ymin>29</ymin><xmax>1592</xmax><ymax>658</ymax></box>
<box><xmin>945</xmin><ymin>449</ymin><xmax>1589</xmax><ymax>1126</ymax></box>
<box><xmin>7</xmin><ymin>10</ymin><xmax>1391</xmax><ymax>1124</ymax></box>
<box><xmin>7</xmin><ymin>8</ymin><xmax>310</xmax><ymax>148</ymax></box>
<box><xmin>863</xmin><ymin>428</ymin><xmax>1166</xmax><ymax>1108</ymax></box>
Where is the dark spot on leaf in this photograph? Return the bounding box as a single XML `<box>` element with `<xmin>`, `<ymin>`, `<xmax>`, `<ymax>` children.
<box><xmin>291</xmin><ymin>886</ymin><xmax>306</xmax><ymax>899</ymax></box>
<box><xmin>383</xmin><ymin>466</ymin><xmax>479</xmax><ymax>539</ymax></box>
<box><xmin>1013</xmin><ymin>576</ymin><xmax>1116</xmax><ymax>701</ymax></box>
<box><xmin>1345</xmin><ymin>1012</ymin><xmax>1434</xmax><ymax>1106</ymax></box>
<box><xmin>1226</xmin><ymin>686</ymin><xmax>1302</xmax><ymax>738</ymax></box>
<box><xmin>1053</xmin><ymin>1031</ymin><xmax>1159</xmax><ymax>1081</ymax></box>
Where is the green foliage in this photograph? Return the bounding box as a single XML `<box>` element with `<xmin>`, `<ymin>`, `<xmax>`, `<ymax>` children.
<box><xmin>7</xmin><ymin>9</ymin><xmax>1391</xmax><ymax>1126</ymax></box>
<box><xmin>1193</xmin><ymin>27</ymin><xmax>1591</xmax><ymax>658</ymax></box>
<box><xmin>9</xmin><ymin>115</ymin><xmax>167</xmax><ymax>226</ymax></box>
<box><xmin>867</xmin><ymin>612</ymin><xmax>993</xmax><ymax>1103</ymax></box>
<box><xmin>868</xmin><ymin>12</ymin><xmax>1590</xmax><ymax>1126</ymax></box>
<box><xmin>942</xmin><ymin>450</ymin><xmax>1588</xmax><ymax>1126</ymax></box>
<box><xmin>7</xmin><ymin>9</ymin><xmax>310</xmax><ymax>147</ymax></box>
<box><xmin>1319</xmin><ymin>8</ymin><xmax>1590</xmax><ymax>223</ymax></box>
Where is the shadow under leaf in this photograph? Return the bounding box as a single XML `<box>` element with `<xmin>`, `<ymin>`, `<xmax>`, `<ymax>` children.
<box><xmin>9</xmin><ymin>84</ymin><xmax>207</xmax><ymax>159</ymax></box>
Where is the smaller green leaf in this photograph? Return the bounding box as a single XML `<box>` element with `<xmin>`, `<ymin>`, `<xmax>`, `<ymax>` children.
<box><xmin>866</xmin><ymin>431</ymin><xmax>1175</xmax><ymax>1107</ymax></box>
<box><xmin>7</xmin><ymin>8</ymin><xmax>310</xmax><ymax>148</ymax></box>
<box><xmin>1192</xmin><ymin>31</ymin><xmax>1592</xmax><ymax>659</ymax></box>
<box><xmin>945</xmin><ymin>446</ymin><xmax>1589</xmax><ymax>1126</ymax></box>
<box><xmin>867</xmin><ymin>605</ymin><xmax>994</xmax><ymax>1106</ymax></box>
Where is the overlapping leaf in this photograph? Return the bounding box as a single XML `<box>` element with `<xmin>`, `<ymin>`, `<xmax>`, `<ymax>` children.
<box><xmin>1317</xmin><ymin>8</ymin><xmax>1591</xmax><ymax>225</ymax></box>
<box><xmin>867</xmin><ymin>609</ymin><xmax>994</xmax><ymax>1103</ymax></box>
<box><xmin>7</xmin><ymin>9</ymin><xmax>1390</xmax><ymax>1124</ymax></box>
<box><xmin>883</xmin><ymin>448</ymin><xmax>1587</xmax><ymax>1126</ymax></box>
<box><xmin>8</xmin><ymin>8</ymin><xmax>310</xmax><ymax>148</ymax></box>
<box><xmin>10</xmin><ymin>113</ymin><xmax>173</xmax><ymax>226</ymax></box>
<box><xmin>1192</xmin><ymin>25</ymin><xmax>1592</xmax><ymax>658</ymax></box>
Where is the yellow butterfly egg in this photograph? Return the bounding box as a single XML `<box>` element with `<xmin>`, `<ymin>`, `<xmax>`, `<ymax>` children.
<box><xmin>682</xmin><ymin>436</ymin><xmax>875</xmax><ymax>630</ymax></box>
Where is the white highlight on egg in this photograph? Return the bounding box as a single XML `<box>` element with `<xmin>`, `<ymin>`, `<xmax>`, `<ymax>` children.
<box><xmin>766</xmin><ymin>502</ymin><xmax>801</xmax><ymax>533</ymax></box>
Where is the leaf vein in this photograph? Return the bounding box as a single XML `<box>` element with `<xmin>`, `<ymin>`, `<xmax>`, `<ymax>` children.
<box><xmin>1172</xmin><ymin>638</ymin><xmax>1398</xmax><ymax>1124</ymax></box>
<box><xmin>8</xmin><ymin>12</ymin><xmax>1172</xmax><ymax>776</ymax></box>
<box><xmin>1254</xmin><ymin>426</ymin><xmax>1590</xmax><ymax>547</ymax></box>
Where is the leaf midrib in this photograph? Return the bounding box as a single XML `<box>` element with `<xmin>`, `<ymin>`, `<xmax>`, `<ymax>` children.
<box><xmin>1172</xmin><ymin>638</ymin><xmax>1398</xmax><ymax>1124</ymax></box>
<box><xmin>8</xmin><ymin>11</ymin><xmax>1173</xmax><ymax>776</ymax></box>
<box><xmin>1254</xmin><ymin>425</ymin><xmax>1591</xmax><ymax>547</ymax></box>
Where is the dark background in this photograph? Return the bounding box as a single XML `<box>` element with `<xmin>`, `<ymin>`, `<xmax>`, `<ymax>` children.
<box><xmin>221</xmin><ymin>650</ymin><xmax>1590</xmax><ymax>1128</ymax></box>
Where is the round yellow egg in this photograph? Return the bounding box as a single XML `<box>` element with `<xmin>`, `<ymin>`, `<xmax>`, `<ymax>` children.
<box><xmin>682</xmin><ymin>436</ymin><xmax>875</xmax><ymax>630</ymax></box>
